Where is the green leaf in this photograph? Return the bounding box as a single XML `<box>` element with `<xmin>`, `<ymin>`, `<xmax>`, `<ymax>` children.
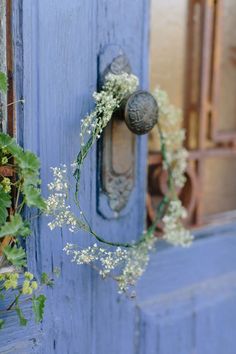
<box><xmin>0</xmin><ymin>133</ymin><xmax>46</xmax><ymax>211</ymax></box>
<box><xmin>0</xmin><ymin>213</ymin><xmax>31</xmax><ymax>239</ymax></box>
<box><xmin>0</xmin><ymin>319</ymin><xmax>5</xmax><ymax>330</ymax></box>
<box><xmin>32</xmin><ymin>294</ymin><xmax>46</xmax><ymax>323</ymax></box>
<box><xmin>40</xmin><ymin>272</ymin><xmax>48</xmax><ymax>284</ymax></box>
<box><xmin>23</xmin><ymin>185</ymin><xmax>46</xmax><ymax>210</ymax></box>
<box><xmin>41</xmin><ymin>272</ymin><xmax>53</xmax><ymax>287</ymax></box>
<box><xmin>18</xmin><ymin>151</ymin><xmax>40</xmax><ymax>172</ymax></box>
<box><xmin>0</xmin><ymin>133</ymin><xmax>21</xmax><ymax>157</ymax></box>
<box><xmin>15</xmin><ymin>306</ymin><xmax>27</xmax><ymax>326</ymax></box>
<box><xmin>0</xmin><ymin>72</ymin><xmax>7</xmax><ymax>94</ymax></box>
<box><xmin>3</xmin><ymin>245</ymin><xmax>26</xmax><ymax>267</ymax></box>
<box><xmin>0</xmin><ymin>214</ymin><xmax>24</xmax><ymax>239</ymax></box>
<box><xmin>18</xmin><ymin>221</ymin><xmax>31</xmax><ymax>238</ymax></box>
<box><xmin>0</xmin><ymin>185</ymin><xmax>11</xmax><ymax>226</ymax></box>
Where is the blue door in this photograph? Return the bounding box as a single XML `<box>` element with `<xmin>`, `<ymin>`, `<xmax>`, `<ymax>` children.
<box><xmin>1</xmin><ymin>1</ymin><xmax>236</xmax><ymax>353</ymax></box>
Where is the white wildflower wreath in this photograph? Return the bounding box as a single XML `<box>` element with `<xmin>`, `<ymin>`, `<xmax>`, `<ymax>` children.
<box><xmin>46</xmin><ymin>73</ymin><xmax>193</xmax><ymax>294</ymax></box>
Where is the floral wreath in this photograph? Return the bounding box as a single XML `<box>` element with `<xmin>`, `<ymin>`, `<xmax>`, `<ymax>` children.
<box><xmin>46</xmin><ymin>72</ymin><xmax>193</xmax><ymax>294</ymax></box>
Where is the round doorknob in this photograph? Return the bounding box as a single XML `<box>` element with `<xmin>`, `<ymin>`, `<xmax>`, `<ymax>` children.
<box><xmin>120</xmin><ymin>90</ymin><xmax>159</xmax><ymax>135</ymax></box>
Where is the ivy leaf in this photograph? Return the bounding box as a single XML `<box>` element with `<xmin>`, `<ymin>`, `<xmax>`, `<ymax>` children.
<box><xmin>0</xmin><ymin>214</ymin><xmax>24</xmax><ymax>239</ymax></box>
<box><xmin>0</xmin><ymin>72</ymin><xmax>7</xmax><ymax>94</ymax></box>
<box><xmin>0</xmin><ymin>185</ymin><xmax>11</xmax><ymax>226</ymax></box>
<box><xmin>15</xmin><ymin>306</ymin><xmax>27</xmax><ymax>326</ymax></box>
<box><xmin>0</xmin><ymin>319</ymin><xmax>5</xmax><ymax>330</ymax></box>
<box><xmin>3</xmin><ymin>245</ymin><xmax>27</xmax><ymax>267</ymax></box>
<box><xmin>32</xmin><ymin>294</ymin><xmax>46</xmax><ymax>323</ymax></box>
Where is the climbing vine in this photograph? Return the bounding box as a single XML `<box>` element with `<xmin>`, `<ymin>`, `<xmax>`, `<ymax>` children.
<box><xmin>0</xmin><ymin>72</ymin><xmax>52</xmax><ymax>329</ymax></box>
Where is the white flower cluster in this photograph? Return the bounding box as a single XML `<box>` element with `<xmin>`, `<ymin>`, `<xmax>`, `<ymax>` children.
<box><xmin>163</xmin><ymin>200</ymin><xmax>193</xmax><ymax>247</ymax></box>
<box><xmin>46</xmin><ymin>166</ymin><xmax>83</xmax><ymax>233</ymax></box>
<box><xmin>63</xmin><ymin>234</ymin><xmax>156</xmax><ymax>294</ymax></box>
<box><xmin>64</xmin><ymin>243</ymin><xmax>128</xmax><ymax>277</ymax></box>
<box><xmin>153</xmin><ymin>89</ymin><xmax>188</xmax><ymax>189</ymax></box>
<box><xmin>152</xmin><ymin>89</ymin><xmax>193</xmax><ymax>247</ymax></box>
<box><xmin>116</xmin><ymin>234</ymin><xmax>156</xmax><ymax>293</ymax></box>
<box><xmin>80</xmin><ymin>73</ymin><xmax>139</xmax><ymax>146</ymax></box>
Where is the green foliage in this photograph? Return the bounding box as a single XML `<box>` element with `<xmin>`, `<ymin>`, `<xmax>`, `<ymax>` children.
<box><xmin>23</xmin><ymin>184</ymin><xmax>46</xmax><ymax>209</ymax></box>
<box><xmin>0</xmin><ymin>132</ymin><xmax>50</xmax><ymax>329</ymax></box>
<box><xmin>15</xmin><ymin>306</ymin><xmax>27</xmax><ymax>326</ymax></box>
<box><xmin>0</xmin><ymin>133</ymin><xmax>46</xmax><ymax>210</ymax></box>
<box><xmin>17</xmin><ymin>221</ymin><xmax>31</xmax><ymax>238</ymax></box>
<box><xmin>41</xmin><ymin>272</ymin><xmax>54</xmax><ymax>287</ymax></box>
<box><xmin>3</xmin><ymin>245</ymin><xmax>27</xmax><ymax>267</ymax></box>
<box><xmin>0</xmin><ymin>319</ymin><xmax>5</xmax><ymax>329</ymax></box>
<box><xmin>0</xmin><ymin>214</ymin><xmax>27</xmax><ymax>238</ymax></box>
<box><xmin>32</xmin><ymin>294</ymin><xmax>46</xmax><ymax>323</ymax></box>
<box><xmin>0</xmin><ymin>185</ymin><xmax>11</xmax><ymax>226</ymax></box>
<box><xmin>0</xmin><ymin>133</ymin><xmax>20</xmax><ymax>160</ymax></box>
<box><xmin>0</xmin><ymin>271</ymin><xmax>50</xmax><ymax>329</ymax></box>
<box><xmin>0</xmin><ymin>72</ymin><xmax>7</xmax><ymax>94</ymax></box>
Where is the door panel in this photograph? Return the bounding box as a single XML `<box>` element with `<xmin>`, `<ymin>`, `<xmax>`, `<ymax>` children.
<box><xmin>136</xmin><ymin>227</ymin><xmax>236</xmax><ymax>354</ymax></box>
<box><xmin>147</xmin><ymin>1</ymin><xmax>236</xmax><ymax>352</ymax></box>
<box><xmin>1</xmin><ymin>0</ymin><xmax>149</xmax><ymax>353</ymax></box>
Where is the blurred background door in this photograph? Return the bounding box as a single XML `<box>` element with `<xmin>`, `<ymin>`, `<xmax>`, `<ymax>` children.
<box><xmin>144</xmin><ymin>1</ymin><xmax>236</xmax><ymax>353</ymax></box>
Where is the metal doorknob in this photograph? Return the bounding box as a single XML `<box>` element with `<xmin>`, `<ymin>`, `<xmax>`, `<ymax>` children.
<box><xmin>119</xmin><ymin>90</ymin><xmax>159</xmax><ymax>135</ymax></box>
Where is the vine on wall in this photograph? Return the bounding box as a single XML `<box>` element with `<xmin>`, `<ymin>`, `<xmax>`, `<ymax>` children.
<box><xmin>0</xmin><ymin>72</ymin><xmax>52</xmax><ymax>330</ymax></box>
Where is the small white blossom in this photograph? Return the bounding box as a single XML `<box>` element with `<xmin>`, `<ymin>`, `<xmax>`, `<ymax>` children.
<box><xmin>63</xmin><ymin>234</ymin><xmax>156</xmax><ymax>293</ymax></box>
<box><xmin>116</xmin><ymin>234</ymin><xmax>156</xmax><ymax>293</ymax></box>
<box><xmin>163</xmin><ymin>200</ymin><xmax>193</xmax><ymax>247</ymax></box>
<box><xmin>46</xmin><ymin>165</ymin><xmax>86</xmax><ymax>233</ymax></box>
<box><xmin>153</xmin><ymin>89</ymin><xmax>188</xmax><ymax>188</ymax></box>
<box><xmin>79</xmin><ymin>73</ymin><xmax>139</xmax><ymax>147</ymax></box>
<box><xmin>152</xmin><ymin>89</ymin><xmax>193</xmax><ymax>247</ymax></box>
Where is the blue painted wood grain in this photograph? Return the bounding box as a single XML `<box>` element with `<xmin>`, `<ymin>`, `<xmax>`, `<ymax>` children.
<box><xmin>1</xmin><ymin>0</ymin><xmax>149</xmax><ymax>353</ymax></box>
<box><xmin>136</xmin><ymin>226</ymin><xmax>236</xmax><ymax>354</ymax></box>
<box><xmin>1</xmin><ymin>1</ymin><xmax>236</xmax><ymax>353</ymax></box>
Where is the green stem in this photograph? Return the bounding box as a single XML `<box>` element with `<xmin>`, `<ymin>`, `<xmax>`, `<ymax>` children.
<box><xmin>14</xmin><ymin>182</ymin><xmax>21</xmax><ymax>210</ymax></box>
<box><xmin>72</xmin><ymin>122</ymin><xmax>172</xmax><ymax>248</ymax></box>
<box><xmin>6</xmin><ymin>291</ymin><xmax>21</xmax><ymax>311</ymax></box>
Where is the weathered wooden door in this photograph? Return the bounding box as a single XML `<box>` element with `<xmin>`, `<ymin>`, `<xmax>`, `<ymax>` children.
<box><xmin>2</xmin><ymin>0</ymin><xmax>149</xmax><ymax>353</ymax></box>
<box><xmin>1</xmin><ymin>0</ymin><xmax>236</xmax><ymax>353</ymax></box>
